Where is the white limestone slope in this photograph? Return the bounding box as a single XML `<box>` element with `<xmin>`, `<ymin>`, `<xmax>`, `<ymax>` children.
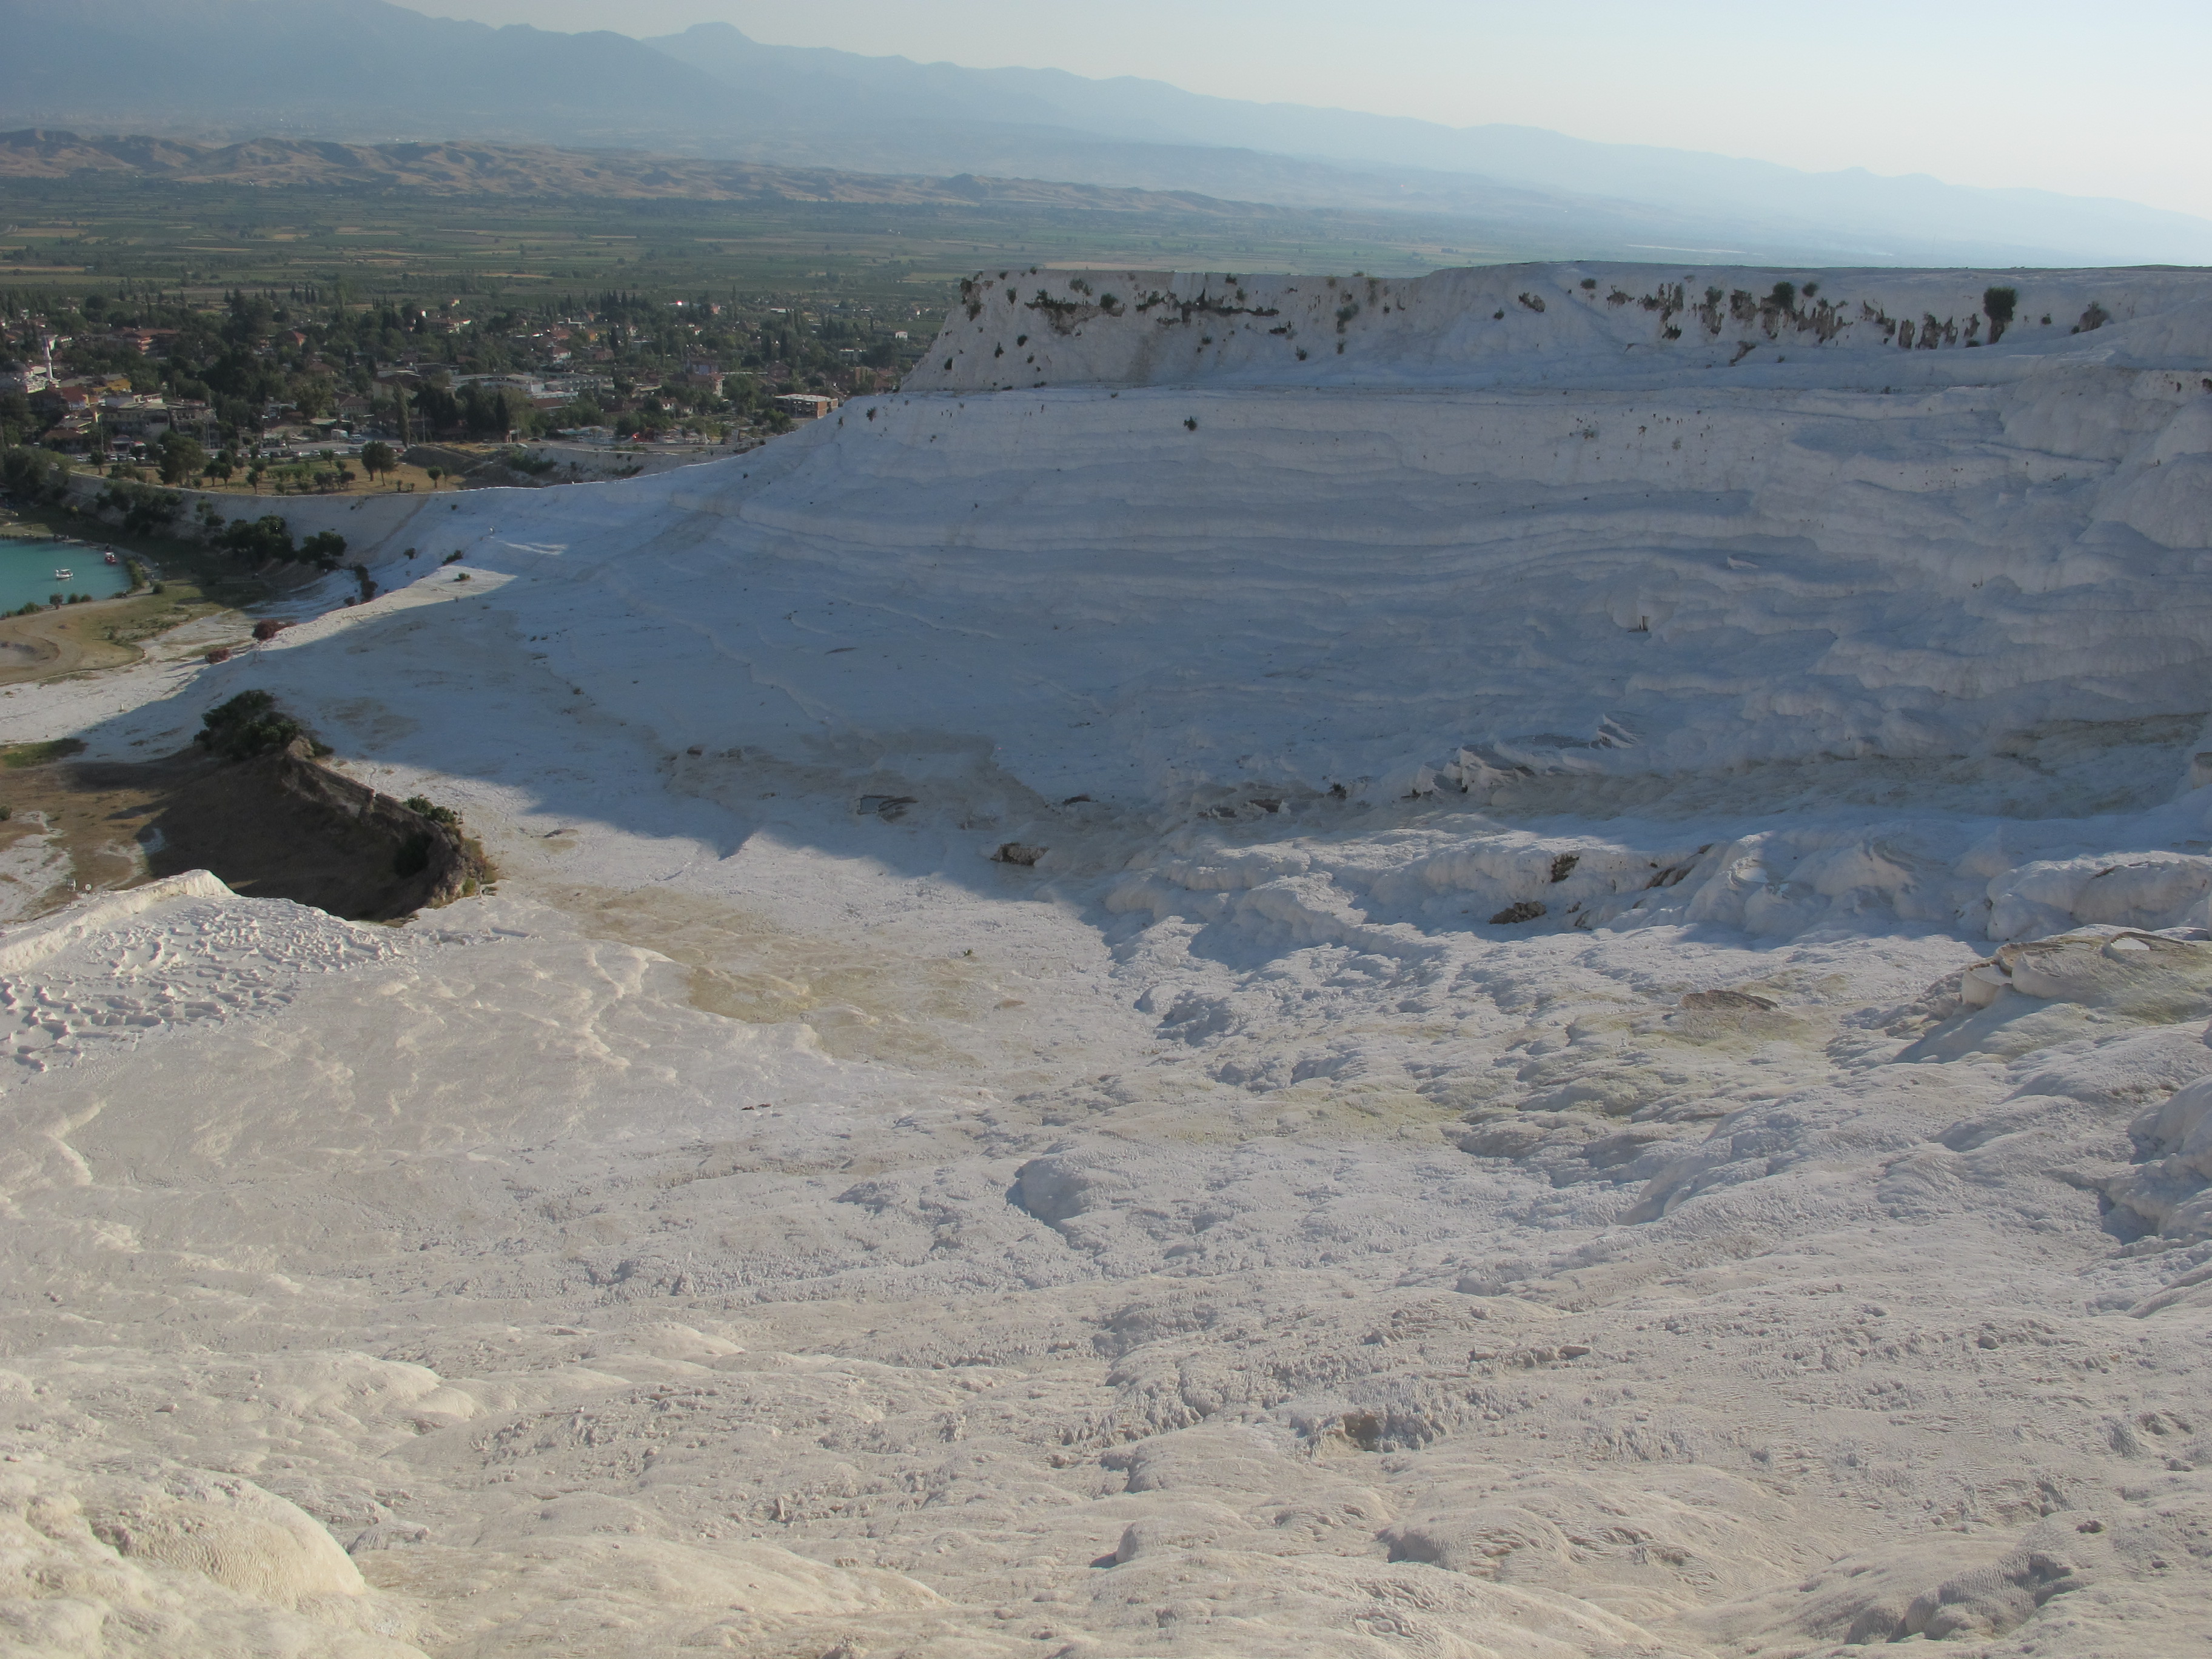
<box><xmin>0</xmin><ymin>263</ymin><xmax>2210</xmax><ymax>1656</ymax></box>
<box><xmin>905</xmin><ymin>263</ymin><xmax>2212</xmax><ymax>395</ymax></box>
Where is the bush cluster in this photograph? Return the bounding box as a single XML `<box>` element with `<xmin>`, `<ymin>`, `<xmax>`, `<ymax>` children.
<box><xmin>95</xmin><ymin>479</ymin><xmax>183</xmax><ymax>534</ymax></box>
<box><xmin>0</xmin><ymin>446</ymin><xmax>70</xmax><ymax>506</ymax></box>
<box><xmin>218</xmin><ymin>514</ymin><xmax>295</xmax><ymax>563</ymax></box>
<box><xmin>213</xmin><ymin>515</ymin><xmax>348</xmax><ymax>571</ymax></box>
<box><xmin>1983</xmin><ymin>286</ymin><xmax>2019</xmax><ymax>342</ymax></box>
<box><xmin>195</xmin><ymin>689</ymin><xmax>306</xmax><ymax>760</ymax></box>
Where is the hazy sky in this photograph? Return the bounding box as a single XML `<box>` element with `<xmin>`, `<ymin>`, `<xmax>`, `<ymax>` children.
<box><xmin>412</xmin><ymin>0</ymin><xmax>2211</xmax><ymax>222</ymax></box>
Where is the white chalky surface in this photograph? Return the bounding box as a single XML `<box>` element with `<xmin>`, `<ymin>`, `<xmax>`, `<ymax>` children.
<box><xmin>0</xmin><ymin>262</ymin><xmax>2210</xmax><ymax>1657</ymax></box>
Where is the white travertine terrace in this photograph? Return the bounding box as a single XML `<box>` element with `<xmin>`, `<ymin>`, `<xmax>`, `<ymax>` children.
<box><xmin>0</xmin><ymin>262</ymin><xmax>2210</xmax><ymax>1655</ymax></box>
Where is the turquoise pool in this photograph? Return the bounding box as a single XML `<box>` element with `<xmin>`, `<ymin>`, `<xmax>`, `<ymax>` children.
<box><xmin>0</xmin><ymin>537</ymin><xmax>133</xmax><ymax>613</ymax></box>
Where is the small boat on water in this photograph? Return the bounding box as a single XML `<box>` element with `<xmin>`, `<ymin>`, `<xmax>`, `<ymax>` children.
<box><xmin>52</xmin><ymin>569</ymin><xmax>72</xmax><ymax>581</ymax></box>
<box><xmin>103</xmin><ymin>552</ymin><xmax>118</xmax><ymax>565</ymax></box>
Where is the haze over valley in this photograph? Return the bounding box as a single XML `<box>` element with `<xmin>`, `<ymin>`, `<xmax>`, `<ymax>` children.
<box><xmin>8</xmin><ymin>0</ymin><xmax>2212</xmax><ymax>268</ymax></box>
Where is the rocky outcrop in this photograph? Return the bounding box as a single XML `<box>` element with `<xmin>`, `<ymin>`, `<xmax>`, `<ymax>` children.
<box><xmin>136</xmin><ymin>738</ymin><xmax>489</xmax><ymax>920</ymax></box>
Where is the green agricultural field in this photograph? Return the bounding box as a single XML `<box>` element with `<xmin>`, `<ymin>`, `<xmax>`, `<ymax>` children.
<box><xmin>0</xmin><ymin>176</ymin><xmax>1529</xmax><ymax>313</ymax></box>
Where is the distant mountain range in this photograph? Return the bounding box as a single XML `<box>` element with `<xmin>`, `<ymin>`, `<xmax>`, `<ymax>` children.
<box><xmin>0</xmin><ymin>130</ymin><xmax>1282</xmax><ymax>216</ymax></box>
<box><xmin>5</xmin><ymin>0</ymin><xmax>2208</xmax><ymax>267</ymax></box>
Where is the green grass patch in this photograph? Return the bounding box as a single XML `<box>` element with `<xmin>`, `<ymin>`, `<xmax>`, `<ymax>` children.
<box><xmin>0</xmin><ymin>175</ymin><xmax>1540</xmax><ymax>317</ymax></box>
<box><xmin>1</xmin><ymin>737</ymin><xmax>87</xmax><ymax>768</ymax></box>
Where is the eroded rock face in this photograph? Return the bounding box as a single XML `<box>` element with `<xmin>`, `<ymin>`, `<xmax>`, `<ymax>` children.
<box><xmin>2104</xmin><ymin>1074</ymin><xmax>2212</xmax><ymax>1244</ymax></box>
<box><xmin>1966</xmin><ymin>930</ymin><xmax>2212</xmax><ymax>1011</ymax></box>
<box><xmin>1380</xmin><ymin>1506</ymin><xmax>1573</xmax><ymax>1579</ymax></box>
<box><xmin>81</xmin><ymin>1475</ymin><xmax>368</xmax><ymax>1607</ymax></box>
<box><xmin>116</xmin><ymin>738</ymin><xmax>489</xmax><ymax>920</ymax></box>
<box><xmin>0</xmin><ymin>1460</ymin><xmax>417</xmax><ymax>1659</ymax></box>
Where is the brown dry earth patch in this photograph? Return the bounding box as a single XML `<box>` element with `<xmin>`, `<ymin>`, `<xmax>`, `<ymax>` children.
<box><xmin>0</xmin><ymin>742</ymin><xmax>490</xmax><ymax>922</ymax></box>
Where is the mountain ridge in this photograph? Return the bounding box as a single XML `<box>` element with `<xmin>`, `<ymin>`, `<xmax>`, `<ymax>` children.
<box><xmin>644</xmin><ymin>21</ymin><xmax>2212</xmax><ymax>266</ymax></box>
<box><xmin>2</xmin><ymin>0</ymin><xmax>2207</xmax><ymax>266</ymax></box>
<box><xmin>0</xmin><ymin>129</ymin><xmax>1282</xmax><ymax>215</ymax></box>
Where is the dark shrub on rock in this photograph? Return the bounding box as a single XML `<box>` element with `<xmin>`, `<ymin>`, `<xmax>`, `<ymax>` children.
<box><xmin>196</xmin><ymin>690</ymin><xmax>306</xmax><ymax>760</ymax></box>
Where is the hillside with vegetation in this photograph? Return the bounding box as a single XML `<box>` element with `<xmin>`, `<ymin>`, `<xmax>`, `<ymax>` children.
<box><xmin>0</xmin><ymin>147</ymin><xmax>1533</xmax><ymax>475</ymax></box>
<box><xmin>3</xmin><ymin>281</ymin><xmax>916</xmax><ymax>461</ymax></box>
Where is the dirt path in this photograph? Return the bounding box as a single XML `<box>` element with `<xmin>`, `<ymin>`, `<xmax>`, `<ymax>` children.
<box><xmin>0</xmin><ymin>743</ymin><xmax>155</xmax><ymax>919</ymax></box>
<box><xmin>0</xmin><ymin>595</ymin><xmax>153</xmax><ymax>686</ymax></box>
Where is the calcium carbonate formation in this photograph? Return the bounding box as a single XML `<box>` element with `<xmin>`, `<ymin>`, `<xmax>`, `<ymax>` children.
<box><xmin>0</xmin><ymin>263</ymin><xmax>2208</xmax><ymax>1657</ymax></box>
